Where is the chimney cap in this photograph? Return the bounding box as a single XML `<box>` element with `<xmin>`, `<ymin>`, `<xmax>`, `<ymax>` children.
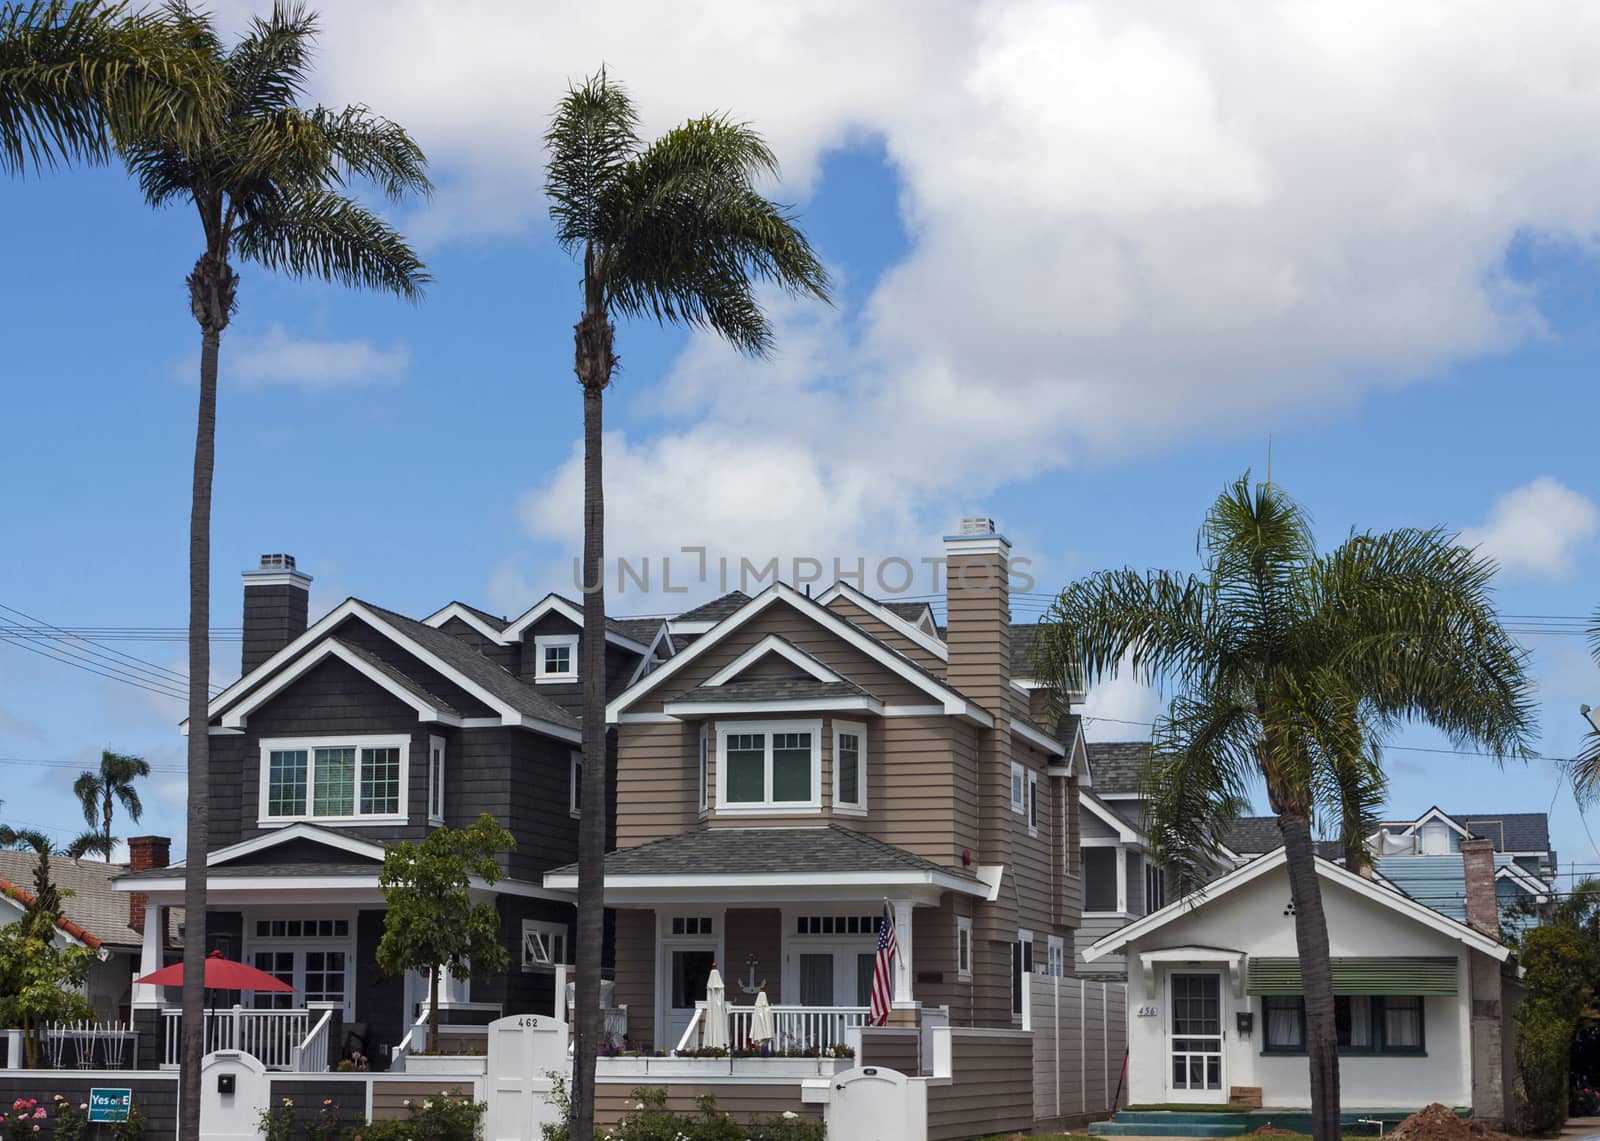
<box><xmin>243</xmin><ymin>552</ymin><xmax>312</xmax><ymax>585</ymax></box>
<box><xmin>959</xmin><ymin>517</ymin><xmax>995</xmax><ymax>536</ymax></box>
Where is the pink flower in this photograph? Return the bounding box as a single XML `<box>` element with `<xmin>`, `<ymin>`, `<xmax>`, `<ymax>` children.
<box><xmin>31</xmin><ymin>1108</ymin><xmax>45</xmax><ymax>1119</ymax></box>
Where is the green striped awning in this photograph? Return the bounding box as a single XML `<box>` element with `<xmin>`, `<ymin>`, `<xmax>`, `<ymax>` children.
<box><xmin>1246</xmin><ymin>957</ymin><xmax>1458</xmax><ymax>996</ymax></box>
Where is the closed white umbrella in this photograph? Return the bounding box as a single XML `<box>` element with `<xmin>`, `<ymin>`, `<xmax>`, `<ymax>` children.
<box><xmin>702</xmin><ymin>965</ymin><xmax>728</xmax><ymax>1050</ymax></box>
<box><xmin>749</xmin><ymin>985</ymin><xmax>775</xmax><ymax>1049</ymax></box>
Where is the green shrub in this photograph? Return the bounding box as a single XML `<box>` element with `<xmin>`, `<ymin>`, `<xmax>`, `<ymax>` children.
<box><xmin>541</xmin><ymin>1082</ymin><xmax>824</xmax><ymax>1141</ymax></box>
<box><xmin>1515</xmin><ymin>926</ymin><xmax>1599</xmax><ymax>1133</ymax></box>
<box><xmin>356</xmin><ymin>1089</ymin><xmax>485</xmax><ymax>1141</ymax></box>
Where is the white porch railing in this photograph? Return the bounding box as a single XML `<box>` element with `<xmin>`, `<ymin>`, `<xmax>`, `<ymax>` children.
<box><xmin>387</xmin><ymin>1005</ymin><xmax>432</xmax><ymax>1073</ymax></box>
<box><xmin>161</xmin><ymin>1007</ymin><xmax>309</xmax><ymax>1070</ymax></box>
<box><xmin>678</xmin><ymin>1004</ymin><xmax>869</xmax><ymax>1054</ymax></box>
<box><xmin>289</xmin><ymin>1007</ymin><xmax>334</xmax><ymax>1072</ymax></box>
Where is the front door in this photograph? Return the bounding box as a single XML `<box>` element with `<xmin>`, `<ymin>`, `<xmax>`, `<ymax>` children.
<box><xmin>663</xmin><ymin>947</ymin><xmax>716</xmax><ymax>1051</ymax></box>
<box><xmin>1168</xmin><ymin>972</ymin><xmax>1225</xmax><ymax>1102</ymax></box>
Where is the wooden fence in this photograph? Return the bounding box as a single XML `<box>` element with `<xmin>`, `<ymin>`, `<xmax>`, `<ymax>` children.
<box><xmin>1025</xmin><ymin>973</ymin><xmax>1129</xmax><ymax>1127</ymax></box>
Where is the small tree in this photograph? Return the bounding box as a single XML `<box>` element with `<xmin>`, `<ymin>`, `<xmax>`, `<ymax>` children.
<box><xmin>377</xmin><ymin>814</ymin><xmax>514</xmax><ymax>1053</ymax></box>
<box><xmin>0</xmin><ymin>841</ymin><xmax>96</xmax><ymax>1066</ymax></box>
<box><xmin>1515</xmin><ymin>925</ymin><xmax>1598</xmax><ymax>1132</ymax></box>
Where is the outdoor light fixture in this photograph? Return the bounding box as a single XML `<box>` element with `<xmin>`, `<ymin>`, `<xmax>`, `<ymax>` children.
<box><xmin>1236</xmin><ymin>1011</ymin><xmax>1254</xmax><ymax>1036</ymax></box>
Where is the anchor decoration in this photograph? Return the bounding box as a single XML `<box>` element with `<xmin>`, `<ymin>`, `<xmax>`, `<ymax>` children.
<box><xmin>739</xmin><ymin>952</ymin><xmax>766</xmax><ymax>995</ymax></box>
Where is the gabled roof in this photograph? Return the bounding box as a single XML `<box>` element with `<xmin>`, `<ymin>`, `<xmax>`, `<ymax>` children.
<box><xmin>1084</xmin><ymin>741</ymin><xmax>1152</xmax><ymax>796</ymax></box>
<box><xmin>451</xmin><ymin>593</ymin><xmax>652</xmax><ymax>654</ymax></box>
<box><xmin>1081</xmin><ymin>789</ymin><xmax>1140</xmax><ymax>843</ymax></box>
<box><xmin>425</xmin><ymin>601</ymin><xmax>509</xmax><ymax>634</ymax></box>
<box><xmin>1453</xmin><ymin>813</ymin><xmax>1551</xmax><ymax>854</ymax></box>
<box><xmin>1084</xmin><ymin>847</ymin><xmax>1512</xmax><ymax>964</ymax></box>
<box><xmin>203</xmin><ymin>598</ymin><xmax>579</xmax><ymax>741</ymax></box>
<box><xmin>815</xmin><ymin>582</ymin><xmax>949</xmax><ymax>662</ymax></box>
<box><xmin>0</xmin><ymin>849</ymin><xmax>132</xmax><ymax>950</ymax></box>
<box><xmin>670</xmin><ymin>677</ymin><xmax>877</xmax><ymax>709</ymax></box>
<box><xmin>607</xmin><ymin>583</ymin><xmax>993</xmax><ymax>726</ymax></box>
<box><xmin>671</xmin><ymin>591</ymin><xmax>753</xmax><ymax>625</ymax></box>
<box><xmin>116</xmin><ymin>823</ymin><xmax>386</xmax><ymax>880</ymax></box>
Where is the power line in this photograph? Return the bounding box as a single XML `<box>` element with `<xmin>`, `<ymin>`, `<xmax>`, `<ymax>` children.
<box><xmin>0</xmin><ymin>756</ymin><xmax>184</xmax><ymax>776</ymax></box>
<box><xmin>0</xmin><ymin>601</ymin><xmax>224</xmax><ymax>699</ymax></box>
<box><xmin>0</xmin><ymin>602</ymin><xmax>203</xmax><ymax>689</ymax></box>
<box><xmin>0</xmin><ymin>633</ymin><xmax>190</xmax><ymax>702</ymax></box>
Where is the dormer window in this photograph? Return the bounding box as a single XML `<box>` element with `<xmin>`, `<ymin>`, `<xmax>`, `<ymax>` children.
<box><xmin>535</xmin><ymin>634</ymin><xmax>579</xmax><ymax>683</ymax></box>
<box><xmin>715</xmin><ymin>719</ymin><xmax>822</xmax><ymax>813</ymax></box>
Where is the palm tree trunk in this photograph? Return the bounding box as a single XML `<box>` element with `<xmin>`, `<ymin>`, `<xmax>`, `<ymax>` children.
<box><xmin>103</xmin><ymin>789</ymin><xmax>113</xmax><ymax>859</ymax></box>
<box><xmin>427</xmin><ymin>965</ymin><xmax>440</xmax><ymax>1054</ymax></box>
<box><xmin>179</xmin><ymin>249</ymin><xmax>231</xmax><ymax>1141</ymax></box>
<box><xmin>1278</xmin><ymin>808</ymin><xmax>1341</xmax><ymax>1141</ymax></box>
<box><xmin>571</xmin><ymin>304</ymin><xmax>614</xmax><ymax>1141</ymax></box>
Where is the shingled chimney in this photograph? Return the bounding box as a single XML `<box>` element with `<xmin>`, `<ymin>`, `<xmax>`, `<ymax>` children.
<box><xmin>944</xmin><ymin>517</ymin><xmax>1011</xmax><ymax>710</ymax></box>
<box><xmin>242</xmin><ymin>554</ymin><xmax>311</xmax><ymax>674</ymax></box>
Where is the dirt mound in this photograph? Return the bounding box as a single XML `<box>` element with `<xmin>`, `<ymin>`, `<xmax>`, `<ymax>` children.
<box><xmin>1388</xmin><ymin>1103</ymin><xmax>1515</xmax><ymax>1141</ymax></box>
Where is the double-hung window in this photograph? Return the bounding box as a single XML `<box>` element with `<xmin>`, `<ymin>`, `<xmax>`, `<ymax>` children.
<box><xmin>1010</xmin><ymin>762</ymin><xmax>1026</xmax><ymax>814</ymax></box>
<box><xmin>534</xmin><ymin>634</ymin><xmax>579</xmax><ymax>683</ymax></box>
<box><xmin>260</xmin><ymin>735</ymin><xmax>408</xmax><ymax>824</ymax></box>
<box><xmin>833</xmin><ymin>721</ymin><xmax>866</xmax><ymax>814</ymax></box>
<box><xmin>715</xmin><ymin>720</ymin><xmax>822</xmax><ymax>813</ymax></box>
<box><xmin>570</xmin><ymin>752</ymin><xmax>583</xmax><ymax>818</ymax></box>
<box><xmin>1026</xmin><ymin>772</ymin><xmax>1039</xmax><ymax>837</ymax></box>
<box><xmin>956</xmin><ymin>916</ymin><xmax>973</xmax><ymax>982</ymax></box>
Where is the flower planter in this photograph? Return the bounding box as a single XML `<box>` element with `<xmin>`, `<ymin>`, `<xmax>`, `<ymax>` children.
<box><xmin>404</xmin><ymin>1054</ymin><xmax>488</xmax><ymax>1076</ymax></box>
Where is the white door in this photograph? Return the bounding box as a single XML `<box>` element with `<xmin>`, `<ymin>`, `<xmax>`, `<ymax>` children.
<box><xmin>662</xmin><ymin>945</ymin><xmax>717</xmax><ymax>1050</ymax></box>
<box><xmin>485</xmin><ymin>1014</ymin><xmax>569</xmax><ymax>1141</ymax></box>
<box><xmin>1167</xmin><ymin>972</ymin><xmax>1226</xmax><ymax>1102</ymax></box>
<box><xmin>827</xmin><ymin>1065</ymin><xmax>926</xmax><ymax>1141</ymax></box>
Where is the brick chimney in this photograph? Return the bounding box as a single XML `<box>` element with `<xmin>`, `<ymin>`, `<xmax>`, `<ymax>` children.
<box><xmin>944</xmin><ymin>517</ymin><xmax>1012</xmax><ymax>710</ymax></box>
<box><xmin>1461</xmin><ymin>837</ymin><xmax>1499</xmax><ymax>938</ymax></box>
<box><xmin>242</xmin><ymin>554</ymin><xmax>312</xmax><ymax>674</ymax></box>
<box><xmin>126</xmin><ymin>835</ymin><xmax>169</xmax><ymax>934</ymax></box>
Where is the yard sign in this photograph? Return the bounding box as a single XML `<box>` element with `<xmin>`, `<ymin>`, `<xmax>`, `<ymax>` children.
<box><xmin>88</xmin><ymin>1088</ymin><xmax>132</xmax><ymax>1123</ymax></box>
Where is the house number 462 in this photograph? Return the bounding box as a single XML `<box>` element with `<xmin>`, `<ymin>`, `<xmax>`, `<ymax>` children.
<box><xmin>1136</xmin><ymin>1005</ymin><xmax>1159</xmax><ymax>1018</ymax></box>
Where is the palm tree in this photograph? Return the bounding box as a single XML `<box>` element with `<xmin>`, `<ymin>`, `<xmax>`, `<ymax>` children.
<box><xmin>1034</xmin><ymin>474</ymin><xmax>1535</xmax><ymax>1141</ymax></box>
<box><xmin>1568</xmin><ymin>612</ymin><xmax>1600</xmax><ymax>803</ymax></box>
<box><xmin>0</xmin><ymin>0</ymin><xmax>218</xmax><ymax>176</ymax></box>
<box><xmin>543</xmin><ymin>69</ymin><xmax>829</xmax><ymax>1141</ymax></box>
<box><xmin>119</xmin><ymin>7</ymin><xmax>429</xmax><ymax>1135</ymax></box>
<box><xmin>72</xmin><ymin>749</ymin><xmax>149</xmax><ymax>860</ymax></box>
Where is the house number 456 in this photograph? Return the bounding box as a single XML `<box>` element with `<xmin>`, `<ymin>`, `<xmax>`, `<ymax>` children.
<box><xmin>1136</xmin><ymin>1005</ymin><xmax>1159</xmax><ymax>1018</ymax></box>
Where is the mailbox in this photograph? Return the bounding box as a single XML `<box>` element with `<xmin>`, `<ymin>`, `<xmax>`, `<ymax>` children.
<box><xmin>217</xmin><ymin>1073</ymin><xmax>235</xmax><ymax>1095</ymax></box>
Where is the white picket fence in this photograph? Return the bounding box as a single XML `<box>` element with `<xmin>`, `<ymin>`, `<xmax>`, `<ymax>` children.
<box><xmin>161</xmin><ymin>1007</ymin><xmax>310</xmax><ymax>1070</ymax></box>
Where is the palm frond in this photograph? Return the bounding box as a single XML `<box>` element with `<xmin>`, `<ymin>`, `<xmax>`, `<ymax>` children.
<box><xmin>0</xmin><ymin>0</ymin><xmax>221</xmax><ymax>175</ymax></box>
<box><xmin>234</xmin><ymin>185</ymin><xmax>428</xmax><ymax>299</ymax></box>
<box><xmin>66</xmin><ymin>830</ymin><xmax>113</xmax><ymax>859</ymax></box>
<box><xmin>311</xmin><ymin>103</ymin><xmax>431</xmax><ymax>201</ymax></box>
<box><xmin>220</xmin><ymin>0</ymin><xmax>313</xmax><ymax>119</ymax></box>
<box><xmin>1143</xmin><ymin>691</ymin><xmax>1257</xmax><ymax>894</ymax></box>
<box><xmin>544</xmin><ymin>67</ymin><xmax>640</xmax><ymax>252</ymax></box>
<box><xmin>72</xmin><ymin>770</ymin><xmax>102</xmax><ymax>829</ymax></box>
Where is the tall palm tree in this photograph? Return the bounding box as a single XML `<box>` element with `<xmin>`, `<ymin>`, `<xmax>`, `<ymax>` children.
<box><xmin>543</xmin><ymin>69</ymin><xmax>828</xmax><ymax>1141</ymax></box>
<box><xmin>120</xmin><ymin>6</ymin><xmax>429</xmax><ymax>1135</ymax></box>
<box><xmin>1035</xmin><ymin>474</ymin><xmax>1535</xmax><ymax>1141</ymax></box>
<box><xmin>0</xmin><ymin>0</ymin><xmax>218</xmax><ymax>176</ymax></box>
<box><xmin>1568</xmin><ymin>611</ymin><xmax>1600</xmax><ymax>803</ymax></box>
<box><xmin>72</xmin><ymin>749</ymin><xmax>149</xmax><ymax>860</ymax></box>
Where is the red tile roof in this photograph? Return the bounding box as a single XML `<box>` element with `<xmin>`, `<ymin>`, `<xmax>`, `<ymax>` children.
<box><xmin>0</xmin><ymin>878</ymin><xmax>103</xmax><ymax>950</ymax></box>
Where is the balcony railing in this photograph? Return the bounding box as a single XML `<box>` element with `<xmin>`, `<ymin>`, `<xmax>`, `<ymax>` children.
<box><xmin>161</xmin><ymin>1007</ymin><xmax>310</xmax><ymax>1070</ymax></box>
<box><xmin>677</xmin><ymin>1004</ymin><xmax>869</xmax><ymax>1054</ymax></box>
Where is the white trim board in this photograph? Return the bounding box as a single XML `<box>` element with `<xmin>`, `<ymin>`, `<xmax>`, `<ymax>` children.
<box><xmin>1082</xmin><ymin>846</ymin><xmax>1511</xmax><ymax>963</ymax></box>
<box><xmin>419</xmin><ymin>602</ymin><xmax>508</xmax><ymax>643</ymax></box>
<box><xmin>1080</xmin><ymin>790</ymin><xmax>1141</xmax><ymax>844</ymax></box>
<box><xmin>496</xmin><ymin>594</ymin><xmax>650</xmax><ymax>653</ymax></box>
<box><xmin>701</xmin><ymin>635</ymin><xmax>845</xmax><ymax>687</ymax></box>
<box><xmin>208</xmin><ymin>821</ymin><xmax>386</xmax><ymax>867</ymax></box>
<box><xmin>815</xmin><ymin>582</ymin><xmax>949</xmax><ymax>662</ymax></box>
<box><xmin>199</xmin><ymin>598</ymin><xmax>580</xmax><ymax>744</ymax></box>
<box><xmin>219</xmin><ymin>638</ymin><xmax>457</xmax><ymax>730</ymax></box>
<box><xmin>1011</xmin><ymin>717</ymin><xmax>1066</xmax><ymax>758</ymax></box>
<box><xmin>664</xmin><ymin>696</ymin><xmax>885</xmax><ymax>717</ymax></box>
<box><xmin>606</xmin><ymin>583</ymin><xmax>992</xmax><ymax>726</ymax></box>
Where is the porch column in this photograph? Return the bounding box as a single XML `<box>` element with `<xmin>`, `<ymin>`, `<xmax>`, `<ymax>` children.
<box><xmin>892</xmin><ymin>899</ymin><xmax>915</xmax><ymax>1006</ymax></box>
<box><xmin>131</xmin><ymin>904</ymin><xmax>163</xmax><ymax>1008</ymax></box>
<box><xmin>435</xmin><ymin>965</ymin><xmax>471</xmax><ymax>1008</ymax></box>
<box><xmin>1116</xmin><ymin>852</ymin><xmax>1128</xmax><ymax>914</ymax></box>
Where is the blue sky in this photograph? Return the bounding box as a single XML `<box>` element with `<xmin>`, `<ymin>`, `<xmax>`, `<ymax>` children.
<box><xmin>1</xmin><ymin>1</ymin><xmax>1597</xmax><ymax>881</ymax></box>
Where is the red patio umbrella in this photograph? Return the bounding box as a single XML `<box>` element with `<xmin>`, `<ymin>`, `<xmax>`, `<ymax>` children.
<box><xmin>136</xmin><ymin>949</ymin><xmax>296</xmax><ymax>992</ymax></box>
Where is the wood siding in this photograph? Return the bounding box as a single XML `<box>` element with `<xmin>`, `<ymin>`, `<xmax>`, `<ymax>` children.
<box><xmin>614</xmin><ymin>909</ymin><xmax>656</xmax><ymax>1048</ymax></box>
<box><xmin>371</xmin><ymin>1079</ymin><xmax>483</xmax><ymax>1120</ymax></box>
<box><xmin>616</xmin><ymin>721</ymin><xmax>700</xmax><ymax>847</ymax></box>
<box><xmin>595</xmin><ymin>1081</ymin><xmax>818</xmax><ymax>1127</ymax></box>
<box><xmin>926</xmin><ymin>1029</ymin><xmax>1034</xmax><ymax>1141</ymax></box>
<box><xmin>824</xmin><ymin>596</ymin><xmax>947</xmax><ymax>674</ymax></box>
<box><xmin>858</xmin><ymin>1027</ymin><xmax>921</xmax><ymax>1072</ymax></box>
<box><xmin>725</xmin><ymin>909</ymin><xmax>784</xmax><ymax>1003</ymax></box>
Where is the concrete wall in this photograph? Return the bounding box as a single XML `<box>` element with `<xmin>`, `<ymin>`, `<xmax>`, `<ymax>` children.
<box><xmin>1120</xmin><ymin>863</ymin><xmax>1477</xmax><ymax>1110</ymax></box>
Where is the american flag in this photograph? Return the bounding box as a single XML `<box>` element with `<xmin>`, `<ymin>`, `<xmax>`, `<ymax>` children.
<box><xmin>869</xmin><ymin>902</ymin><xmax>898</xmax><ymax>1027</ymax></box>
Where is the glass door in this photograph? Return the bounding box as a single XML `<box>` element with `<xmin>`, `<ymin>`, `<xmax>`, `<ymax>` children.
<box><xmin>664</xmin><ymin>947</ymin><xmax>715</xmax><ymax>1050</ymax></box>
<box><xmin>1168</xmin><ymin>972</ymin><xmax>1225</xmax><ymax>1101</ymax></box>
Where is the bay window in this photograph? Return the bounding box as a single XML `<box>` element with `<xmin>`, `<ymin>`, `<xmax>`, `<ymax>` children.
<box><xmin>260</xmin><ymin>735</ymin><xmax>408</xmax><ymax>824</ymax></box>
<box><xmin>715</xmin><ymin>720</ymin><xmax>822</xmax><ymax>812</ymax></box>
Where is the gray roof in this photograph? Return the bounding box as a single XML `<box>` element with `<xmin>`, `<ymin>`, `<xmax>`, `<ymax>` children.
<box><xmin>1453</xmin><ymin>813</ymin><xmax>1550</xmax><ymax>854</ymax></box>
<box><xmin>333</xmin><ymin>638</ymin><xmax>463</xmax><ymax>718</ymax></box>
<box><xmin>1010</xmin><ymin>623</ymin><xmax>1040</xmax><ymax>679</ymax></box>
<box><xmin>446</xmin><ymin>602</ymin><xmax>509</xmax><ymax>631</ymax></box>
<box><xmin>552</xmin><ymin>825</ymin><xmax>980</xmax><ymax>882</ymax></box>
<box><xmin>674</xmin><ymin>592</ymin><xmax>752</xmax><ymax>623</ymax></box>
<box><xmin>363</xmin><ymin>602</ymin><xmax>578</xmax><ymax>729</ymax></box>
<box><xmin>881</xmin><ymin>601</ymin><xmax>933</xmax><ymax>624</ymax></box>
<box><xmin>1084</xmin><ymin>741</ymin><xmax>1152</xmax><ymax>796</ymax></box>
<box><xmin>610</xmin><ymin>618</ymin><xmax>665</xmax><ymax>647</ymax></box>
<box><xmin>673</xmin><ymin>677</ymin><xmax>872</xmax><ymax>705</ymax></box>
<box><xmin>1223</xmin><ymin>816</ymin><xmax>1283</xmax><ymax>856</ymax></box>
<box><xmin>0</xmin><ymin>850</ymin><xmax>143</xmax><ymax>948</ymax></box>
<box><xmin>118</xmin><ymin>860</ymin><xmax>380</xmax><ymax>882</ymax></box>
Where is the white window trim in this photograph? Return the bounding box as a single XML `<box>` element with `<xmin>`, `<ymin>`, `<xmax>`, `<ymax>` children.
<box><xmin>242</xmin><ymin>907</ymin><xmax>357</xmax><ymax>1019</ymax></box>
<box><xmin>956</xmin><ymin>916</ymin><xmax>973</xmax><ymax>982</ymax></box>
<box><xmin>570</xmin><ymin>751</ymin><xmax>583</xmax><ymax>819</ymax></box>
<box><xmin>1027</xmin><ymin>771</ymin><xmax>1039</xmax><ymax>838</ymax></box>
<box><xmin>1010</xmin><ymin>762</ymin><xmax>1026</xmax><ymax>815</ymax></box>
<box><xmin>697</xmin><ymin>725</ymin><xmax>710</xmax><ymax>817</ymax></box>
<box><xmin>1013</xmin><ymin>929</ymin><xmax>1035</xmax><ymax>1020</ymax></box>
<box><xmin>522</xmin><ymin>919</ymin><xmax>569</xmax><ymax>972</ymax></box>
<box><xmin>427</xmin><ymin>734</ymin><xmax>446</xmax><ymax>826</ymax></box>
<box><xmin>714</xmin><ymin>718</ymin><xmax>823</xmax><ymax>815</ymax></box>
<box><xmin>535</xmin><ymin>634</ymin><xmax>580</xmax><ymax>683</ymax></box>
<box><xmin>833</xmin><ymin>720</ymin><xmax>867</xmax><ymax>815</ymax></box>
<box><xmin>1046</xmin><ymin>934</ymin><xmax>1065</xmax><ymax>978</ymax></box>
<box><xmin>257</xmin><ymin>734</ymin><xmax>409</xmax><ymax>827</ymax></box>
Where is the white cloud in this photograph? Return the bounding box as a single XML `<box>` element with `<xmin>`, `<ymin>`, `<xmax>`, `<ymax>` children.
<box><xmin>225</xmin><ymin>325</ymin><xmax>410</xmax><ymax>388</ymax></box>
<box><xmin>257</xmin><ymin>1</ymin><xmax>1600</xmax><ymax>573</ymax></box>
<box><xmin>1460</xmin><ymin>477</ymin><xmax>1599</xmax><ymax>580</ymax></box>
